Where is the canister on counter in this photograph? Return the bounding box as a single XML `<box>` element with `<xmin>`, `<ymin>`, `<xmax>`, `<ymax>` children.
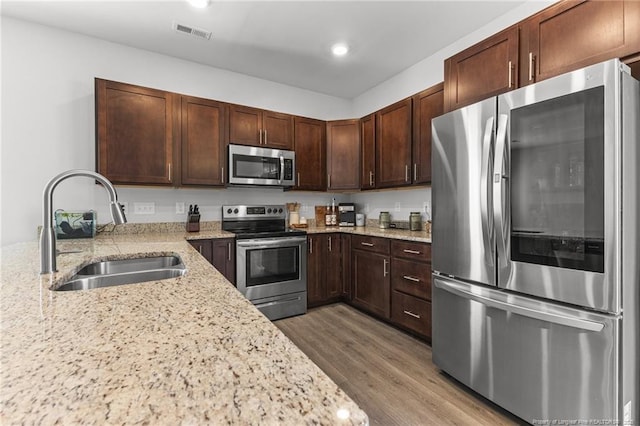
<box><xmin>379</xmin><ymin>211</ymin><xmax>390</xmax><ymax>229</ymax></box>
<box><xmin>410</xmin><ymin>212</ymin><xmax>421</xmax><ymax>231</ymax></box>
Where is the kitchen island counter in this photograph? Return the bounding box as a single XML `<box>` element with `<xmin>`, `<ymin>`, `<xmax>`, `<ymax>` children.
<box><xmin>0</xmin><ymin>233</ymin><xmax>367</xmax><ymax>425</ymax></box>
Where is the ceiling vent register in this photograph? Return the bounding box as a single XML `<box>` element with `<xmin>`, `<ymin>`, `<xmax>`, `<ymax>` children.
<box><xmin>173</xmin><ymin>22</ymin><xmax>212</xmax><ymax>40</ymax></box>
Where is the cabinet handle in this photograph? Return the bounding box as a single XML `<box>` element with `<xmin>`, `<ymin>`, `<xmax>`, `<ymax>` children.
<box><xmin>168</xmin><ymin>163</ymin><xmax>172</xmax><ymax>182</ymax></box>
<box><xmin>369</xmin><ymin>171</ymin><xmax>374</xmax><ymax>187</ymax></box>
<box><xmin>403</xmin><ymin>310</ymin><xmax>421</xmax><ymax>319</ymax></box>
<box><xmin>383</xmin><ymin>259</ymin><xmax>389</xmax><ymax>277</ymax></box>
<box><xmin>309</xmin><ymin>238</ymin><xmax>313</xmax><ymax>254</ymax></box>
<box><xmin>328</xmin><ymin>174</ymin><xmax>331</xmax><ymax>188</ymax></box>
<box><xmin>264</xmin><ymin>129</ymin><xmax>267</xmax><ymax>145</ymax></box>
<box><xmin>403</xmin><ymin>275</ymin><xmax>421</xmax><ymax>283</ymax></box>
<box><xmin>413</xmin><ymin>164</ymin><xmax>417</xmax><ymax>181</ymax></box>
<box><xmin>221</xmin><ymin>167</ymin><xmax>224</xmax><ymax>184</ymax></box>
<box><xmin>508</xmin><ymin>61</ymin><xmax>513</xmax><ymax>89</ymax></box>
<box><xmin>405</xmin><ymin>164</ymin><xmax>409</xmax><ymax>182</ymax></box>
<box><xmin>403</xmin><ymin>249</ymin><xmax>421</xmax><ymax>255</ymax></box>
<box><xmin>297</xmin><ymin>172</ymin><xmax>300</xmax><ymax>186</ymax></box>
<box><xmin>228</xmin><ymin>242</ymin><xmax>232</xmax><ymax>261</ymax></box>
<box><xmin>361</xmin><ymin>242</ymin><xmax>374</xmax><ymax>247</ymax></box>
<box><xmin>528</xmin><ymin>52</ymin><xmax>535</xmax><ymax>82</ymax></box>
<box><xmin>259</xmin><ymin>129</ymin><xmax>263</xmax><ymax>145</ymax></box>
<box><xmin>198</xmin><ymin>245</ymin><xmax>202</xmax><ymax>254</ymax></box>
<box><xmin>328</xmin><ymin>236</ymin><xmax>332</xmax><ymax>252</ymax></box>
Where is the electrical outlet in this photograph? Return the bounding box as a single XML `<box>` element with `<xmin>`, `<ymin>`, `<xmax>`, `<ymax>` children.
<box><xmin>395</xmin><ymin>202</ymin><xmax>401</xmax><ymax>211</ymax></box>
<box><xmin>423</xmin><ymin>202</ymin><xmax>430</xmax><ymax>213</ymax></box>
<box><xmin>133</xmin><ymin>202</ymin><xmax>155</xmax><ymax>215</ymax></box>
<box><xmin>176</xmin><ymin>202</ymin><xmax>185</xmax><ymax>214</ymax></box>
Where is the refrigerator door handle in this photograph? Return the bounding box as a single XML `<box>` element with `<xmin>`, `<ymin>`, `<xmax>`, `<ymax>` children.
<box><xmin>480</xmin><ymin>116</ymin><xmax>495</xmax><ymax>260</ymax></box>
<box><xmin>493</xmin><ymin>113</ymin><xmax>509</xmax><ymax>264</ymax></box>
<box><xmin>433</xmin><ymin>279</ymin><xmax>605</xmax><ymax>332</ymax></box>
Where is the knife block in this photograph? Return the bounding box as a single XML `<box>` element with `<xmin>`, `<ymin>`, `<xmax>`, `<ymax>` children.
<box><xmin>186</xmin><ymin>214</ymin><xmax>200</xmax><ymax>232</ymax></box>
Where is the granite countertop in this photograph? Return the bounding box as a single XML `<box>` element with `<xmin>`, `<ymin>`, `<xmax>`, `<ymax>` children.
<box><xmin>0</xmin><ymin>232</ymin><xmax>368</xmax><ymax>425</ymax></box>
<box><xmin>305</xmin><ymin>225</ymin><xmax>431</xmax><ymax>243</ymax></box>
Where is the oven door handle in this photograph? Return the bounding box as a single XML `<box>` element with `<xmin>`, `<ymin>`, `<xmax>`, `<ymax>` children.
<box><xmin>237</xmin><ymin>237</ymin><xmax>306</xmax><ymax>248</ymax></box>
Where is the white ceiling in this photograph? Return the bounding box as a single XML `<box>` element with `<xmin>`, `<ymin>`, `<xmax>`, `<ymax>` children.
<box><xmin>1</xmin><ymin>0</ymin><xmax>526</xmax><ymax>98</ymax></box>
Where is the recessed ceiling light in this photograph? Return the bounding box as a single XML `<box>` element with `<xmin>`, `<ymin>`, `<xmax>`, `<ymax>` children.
<box><xmin>187</xmin><ymin>0</ymin><xmax>210</xmax><ymax>8</ymax></box>
<box><xmin>331</xmin><ymin>43</ymin><xmax>349</xmax><ymax>57</ymax></box>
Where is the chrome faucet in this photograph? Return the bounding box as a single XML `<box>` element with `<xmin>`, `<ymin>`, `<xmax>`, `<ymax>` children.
<box><xmin>40</xmin><ymin>169</ymin><xmax>127</xmax><ymax>274</ymax></box>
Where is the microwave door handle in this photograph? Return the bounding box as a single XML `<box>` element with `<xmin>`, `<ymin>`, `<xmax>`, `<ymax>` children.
<box><xmin>279</xmin><ymin>156</ymin><xmax>284</xmax><ymax>184</ymax></box>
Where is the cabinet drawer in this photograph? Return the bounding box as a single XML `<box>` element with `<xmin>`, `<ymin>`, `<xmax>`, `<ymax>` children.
<box><xmin>391</xmin><ymin>291</ymin><xmax>432</xmax><ymax>338</ymax></box>
<box><xmin>391</xmin><ymin>257</ymin><xmax>431</xmax><ymax>300</ymax></box>
<box><xmin>352</xmin><ymin>235</ymin><xmax>390</xmax><ymax>254</ymax></box>
<box><xmin>391</xmin><ymin>240</ymin><xmax>431</xmax><ymax>262</ymax></box>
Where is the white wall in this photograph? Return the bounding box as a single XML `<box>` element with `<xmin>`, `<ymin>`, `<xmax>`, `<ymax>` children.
<box><xmin>351</xmin><ymin>187</ymin><xmax>432</xmax><ymax>224</ymax></box>
<box><xmin>0</xmin><ymin>17</ymin><xmax>351</xmax><ymax>246</ymax></box>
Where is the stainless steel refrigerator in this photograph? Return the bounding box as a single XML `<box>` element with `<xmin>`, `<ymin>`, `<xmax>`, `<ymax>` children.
<box><xmin>431</xmin><ymin>59</ymin><xmax>639</xmax><ymax>424</ymax></box>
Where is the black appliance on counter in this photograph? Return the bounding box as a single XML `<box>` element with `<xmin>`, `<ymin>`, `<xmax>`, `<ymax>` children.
<box><xmin>222</xmin><ymin>205</ymin><xmax>307</xmax><ymax>321</ymax></box>
<box><xmin>338</xmin><ymin>203</ymin><xmax>355</xmax><ymax>226</ymax></box>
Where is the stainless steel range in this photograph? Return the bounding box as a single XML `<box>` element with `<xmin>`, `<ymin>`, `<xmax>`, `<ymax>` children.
<box><xmin>222</xmin><ymin>205</ymin><xmax>307</xmax><ymax>321</ymax></box>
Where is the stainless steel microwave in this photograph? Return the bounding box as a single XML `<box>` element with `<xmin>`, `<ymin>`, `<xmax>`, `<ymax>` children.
<box><xmin>228</xmin><ymin>144</ymin><xmax>295</xmax><ymax>187</ymax></box>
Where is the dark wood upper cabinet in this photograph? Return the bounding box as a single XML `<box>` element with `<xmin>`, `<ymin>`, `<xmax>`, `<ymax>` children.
<box><xmin>521</xmin><ymin>0</ymin><xmax>640</xmax><ymax>86</ymax></box>
<box><xmin>376</xmin><ymin>98</ymin><xmax>413</xmax><ymax>188</ymax></box>
<box><xmin>360</xmin><ymin>114</ymin><xmax>376</xmax><ymax>189</ymax></box>
<box><xmin>96</xmin><ymin>79</ymin><xmax>175</xmax><ymax>185</ymax></box>
<box><xmin>180</xmin><ymin>95</ymin><xmax>226</xmax><ymax>186</ymax></box>
<box><xmin>412</xmin><ymin>83</ymin><xmax>444</xmax><ymax>185</ymax></box>
<box><xmin>326</xmin><ymin>119</ymin><xmax>360</xmax><ymax>190</ymax></box>
<box><xmin>294</xmin><ymin>117</ymin><xmax>326</xmax><ymax>191</ymax></box>
<box><xmin>627</xmin><ymin>55</ymin><xmax>640</xmax><ymax>80</ymax></box>
<box><xmin>444</xmin><ymin>26</ymin><xmax>519</xmax><ymax>112</ymax></box>
<box><xmin>228</xmin><ymin>104</ymin><xmax>293</xmax><ymax>150</ymax></box>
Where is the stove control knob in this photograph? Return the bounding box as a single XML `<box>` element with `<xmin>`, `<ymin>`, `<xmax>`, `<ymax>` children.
<box><xmin>233</xmin><ymin>208</ymin><xmax>239</xmax><ymax>214</ymax></box>
<box><xmin>267</xmin><ymin>208</ymin><xmax>272</xmax><ymax>214</ymax></box>
<box><xmin>227</xmin><ymin>208</ymin><xmax>232</xmax><ymax>214</ymax></box>
<box><xmin>278</xmin><ymin>208</ymin><xmax>283</xmax><ymax>213</ymax></box>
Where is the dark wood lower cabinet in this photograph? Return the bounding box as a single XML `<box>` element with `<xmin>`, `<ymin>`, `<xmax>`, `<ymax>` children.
<box><xmin>189</xmin><ymin>238</ymin><xmax>235</xmax><ymax>284</ymax></box>
<box><xmin>307</xmin><ymin>233</ymin><xmax>432</xmax><ymax>340</ymax></box>
<box><xmin>307</xmin><ymin>233</ymin><xmax>344</xmax><ymax>307</ymax></box>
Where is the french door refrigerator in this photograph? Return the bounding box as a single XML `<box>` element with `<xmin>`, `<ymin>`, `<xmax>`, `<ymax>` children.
<box><xmin>431</xmin><ymin>59</ymin><xmax>639</xmax><ymax>424</ymax></box>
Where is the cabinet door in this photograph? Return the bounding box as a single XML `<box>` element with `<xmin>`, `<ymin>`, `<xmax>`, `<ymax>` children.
<box><xmin>326</xmin><ymin>120</ymin><xmax>360</xmax><ymax>190</ymax></box>
<box><xmin>352</xmin><ymin>249</ymin><xmax>390</xmax><ymax>318</ymax></box>
<box><xmin>96</xmin><ymin>79</ymin><xmax>175</xmax><ymax>185</ymax></box>
<box><xmin>444</xmin><ymin>26</ymin><xmax>519</xmax><ymax>112</ymax></box>
<box><xmin>412</xmin><ymin>83</ymin><xmax>443</xmax><ymax>185</ymax></box>
<box><xmin>376</xmin><ymin>98</ymin><xmax>413</xmax><ymax>188</ymax></box>
<box><xmin>294</xmin><ymin>117</ymin><xmax>326</xmax><ymax>190</ymax></box>
<box><xmin>263</xmin><ymin>111</ymin><xmax>294</xmax><ymax>150</ymax></box>
<box><xmin>307</xmin><ymin>235</ymin><xmax>326</xmax><ymax>306</ymax></box>
<box><xmin>360</xmin><ymin>114</ymin><xmax>376</xmax><ymax>189</ymax></box>
<box><xmin>212</xmin><ymin>238</ymin><xmax>235</xmax><ymax>284</ymax></box>
<box><xmin>522</xmin><ymin>0</ymin><xmax>640</xmax><ymax>86</ymax></box>
<box><xmin>325</xmin><ymin>234</ymin><xmax>343</xmax><ymax>300</ymax></box>
<box><xmin>626</xmin><ymin>55</ymin><xmax>640</xmax><ymax>79</ymax></box>
<box><xmin>181</xmin><ymin>96</ymin><xmax>226</xmax><ymax>186</ymax></box>
<box><xmin>189</xmin><ymin>239</ymin><xmax>213</xmax><ymax>264</ymax></box>
<box><xmin>228</xmin><ymin>104</ymin><xmax>262</xmax><ymax>146</ymax></box>
<box><xmin>341</xmin><ymin>234</ymin><xmax>352</xmax><ymax>300</ymax></box>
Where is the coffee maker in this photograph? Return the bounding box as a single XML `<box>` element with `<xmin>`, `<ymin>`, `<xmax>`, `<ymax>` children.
<box><xmin>338</xmin><ymin>203</ymin><xmax>355</xmax><ymax>226</ymax></box>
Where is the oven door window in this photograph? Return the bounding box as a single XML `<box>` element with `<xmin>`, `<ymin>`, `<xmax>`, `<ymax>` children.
<box><xmin>233</xmin><ymin>154</ymin><xmax>280</xmax><ymax>180</ymax></box>
<box><xmin>245</xmin><ymin>246</ymin><xmax>299</xmax><ymax>286</ymax></box>
<box><xmin>510</xmin><ymin>86</ymin><xmax>604</xmax><ymax>272</ymax></box>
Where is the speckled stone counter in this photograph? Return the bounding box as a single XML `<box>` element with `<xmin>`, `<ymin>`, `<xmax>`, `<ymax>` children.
<box><xmin>305</xmin><ymin>225</ymin><xmax>431</xmax><ymax>243</ymax></box>
<box><xmin>0</xmin><ymin>233</ymin><xmax>368</xmax><ymax>425</ymax></box>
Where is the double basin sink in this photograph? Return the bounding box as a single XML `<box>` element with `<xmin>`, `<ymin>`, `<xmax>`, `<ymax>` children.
<box><xmin>55</xmin><ymin>255</ymin><xmax>187</xmax><ymax>291</ymax></box>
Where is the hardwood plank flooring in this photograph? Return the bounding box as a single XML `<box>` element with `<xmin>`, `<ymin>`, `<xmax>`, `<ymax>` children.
<box><xmin>275</xmin><ymin>303</ymin><xmax>524</xmax><ymax>426</ymax></box>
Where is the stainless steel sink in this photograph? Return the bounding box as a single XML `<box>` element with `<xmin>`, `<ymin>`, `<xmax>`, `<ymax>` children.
<box><xmin>55</xmin><ymin>255</ymin><xmax>187</xmax><ymax>291</ymax></box>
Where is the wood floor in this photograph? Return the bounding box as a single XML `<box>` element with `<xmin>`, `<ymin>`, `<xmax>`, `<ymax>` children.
<box><xmin>275</xmin><ymin>303</ymin><xmax>524</xmax><ymax>426</ymax></box>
